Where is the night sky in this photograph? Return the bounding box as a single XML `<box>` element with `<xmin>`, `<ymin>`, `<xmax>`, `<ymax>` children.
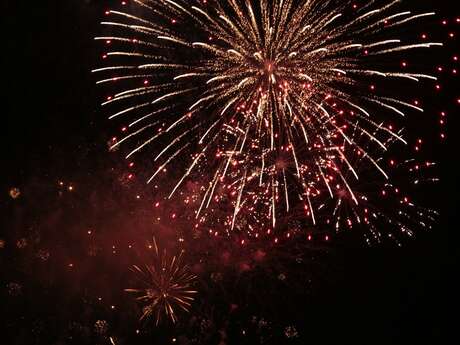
<box><xmin>2</xmin><ymin>1</ymin><xmax>459</xmax><ymax>344</ymax></box>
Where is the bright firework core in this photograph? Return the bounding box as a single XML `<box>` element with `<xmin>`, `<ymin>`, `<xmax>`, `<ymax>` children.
<box><xmin>262</xmin><ymin>59</ymin><xmax>275</xmax><ymax>77</ymax></box>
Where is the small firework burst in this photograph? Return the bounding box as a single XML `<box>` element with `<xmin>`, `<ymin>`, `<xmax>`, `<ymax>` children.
<box><xmin>284</xmin><ymin>325</ymin><xmax>299</xmax><ymax>339</ymax></box>
<box><xmin>125</xmin><ymin>238</ymin><xmax>197</xmax><ymax>325</ymax></box>
<box><xmin>9</xmin><ymin>187</ymin><xmax>21</xmax><ymax>199</ymax></box>
<box><xmin>36</xmin><ymin>249</ymin><xmax>50</xmax><ymax>261</ymax></box>
<box><xmin>94</xmin><ymin>320</ymin><xmax>109</xmax><ymax>336</ymax></box>
<box><xmin>7</xmin><ymin>282</ymin><xmax>22</xmax><ymax>296</ymax></box>
<box><xmin>16</xmin><ymin>238</ymin><xmax>28</xmax><ymax>249</ymax></box>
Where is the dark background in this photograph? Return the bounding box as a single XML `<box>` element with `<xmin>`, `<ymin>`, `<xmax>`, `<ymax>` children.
<box><xmin>2</xmin><ymin>0</ymin><xmax>459</xmax><ymax>344</ymax></box>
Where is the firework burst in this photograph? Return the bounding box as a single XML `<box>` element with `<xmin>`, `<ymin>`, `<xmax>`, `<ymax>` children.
<box><xmin>125</xmin><ymin>238</ymin><xmax>197</xmax><ymax>325</ymax></box>
<box><xmin>94</xmin><ymin>0</ymin><xmax>442</xmax><ymax>242</ymax></box>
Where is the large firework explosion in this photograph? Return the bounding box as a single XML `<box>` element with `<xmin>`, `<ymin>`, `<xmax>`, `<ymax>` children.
<box><xmin>1</xmin><ymin>0</ymin><xmax>456</xmax><ymax>344</ymax></box>
<box><xmin>94</xmin><ymin>0</ymin><xmax>442</xmax><ymax>243</ymax></box>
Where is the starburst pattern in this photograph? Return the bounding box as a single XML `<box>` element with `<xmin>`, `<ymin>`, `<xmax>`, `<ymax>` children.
<box><xmin>125</xmin><ymin>238</ymin><xmax>197</xmax><ymax>325</ymax></box>
<box><xmin>94</xmin><ymin>0</ymin><xmax>442</xmax><ymax>242</ymax></box>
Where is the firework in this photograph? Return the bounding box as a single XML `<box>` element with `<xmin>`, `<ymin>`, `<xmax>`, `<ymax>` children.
<box><xmin>125</xmin><ymin>238</ymin><xmax>197</xmax><ymax>325</ymax></box>
<box><xmin>318</xmin><ymin>133</ymin><xmax>439</xmax><ymax>245</ymax></box>
<box><xmin>94</xmin><ymin>1</ymin><xmax>441</xmax><ymax>241</ymax></box>
<box><xmin>9</xmin><ymin>187</ymin><xmax>21</xmax><ymax>199</ymax></box>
